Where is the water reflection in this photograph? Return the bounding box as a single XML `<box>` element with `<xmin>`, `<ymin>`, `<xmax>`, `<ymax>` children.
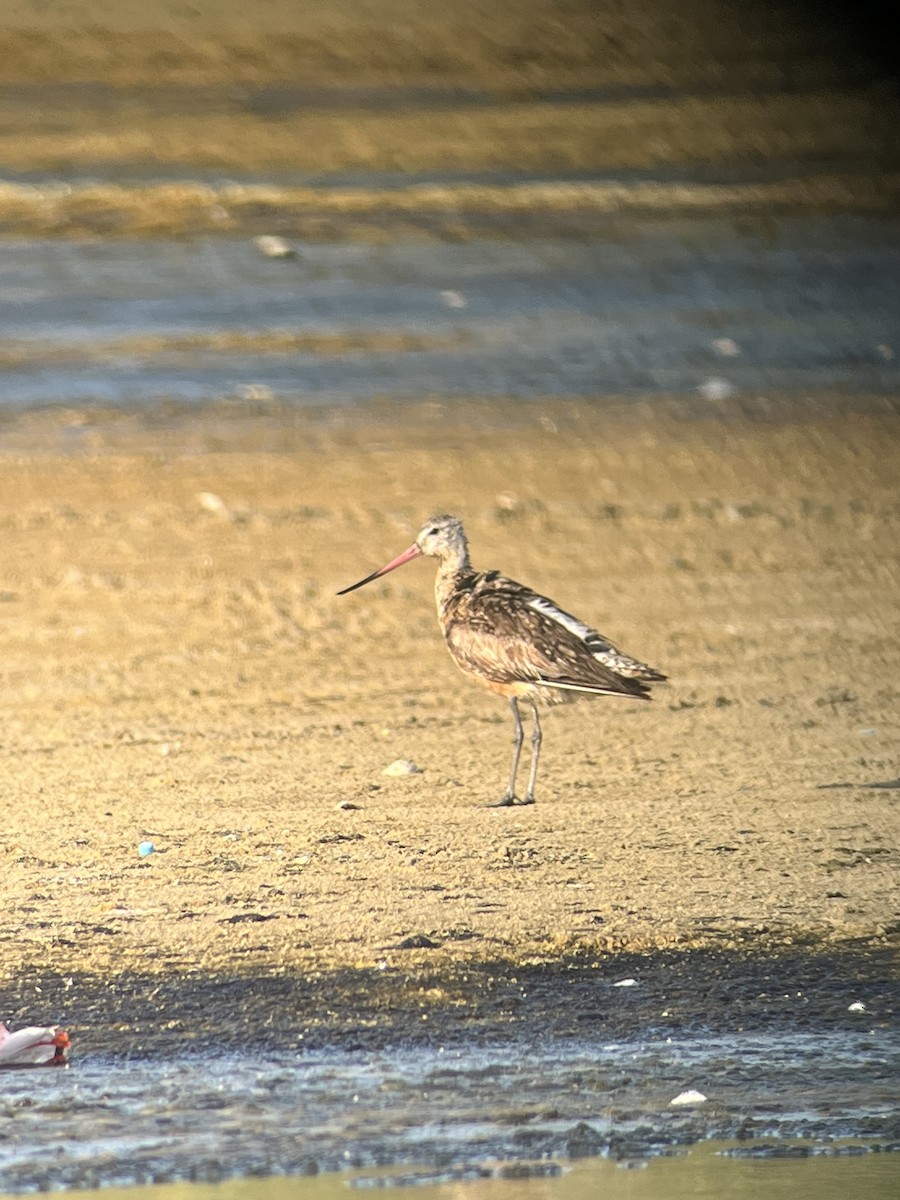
<box><xmin>9</xmin><ymin>1142</ymin><xmax>898</xmax><ymax>1200</ymax></box>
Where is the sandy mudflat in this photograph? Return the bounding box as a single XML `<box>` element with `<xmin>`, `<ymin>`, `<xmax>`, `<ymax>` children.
<box><xmin>0</xmin><ymin>1</ymin><xmax>897</xmax><ymax>1054</ymax></box>
<box><xmin>1</xmin><ymin>399</ymin><xmax>898</xmax><ymax>1046</ymax></box>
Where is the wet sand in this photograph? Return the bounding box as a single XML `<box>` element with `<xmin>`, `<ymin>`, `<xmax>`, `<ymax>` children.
<box><xmin>1</xmin><ymin>398</ymin><xmax>898</xmax><ymax>1054</ymax></box>
<box><xmin>4</xmin><ymin>176</ymin><xmax>900</xmax><ymax>241</ymax></box>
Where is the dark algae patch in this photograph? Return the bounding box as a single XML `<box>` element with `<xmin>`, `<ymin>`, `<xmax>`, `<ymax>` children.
<box><xmin>3</xmin><ymin>945</ymin><xmax>896</xmax><ymax>1058</ymax></box>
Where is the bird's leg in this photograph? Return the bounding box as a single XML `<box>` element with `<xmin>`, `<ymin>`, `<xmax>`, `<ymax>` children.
<box><xmin>486</xmin><ymin>697</ymin><xmax>523</xmax><ymax>807</ymax></box>
<box><xmin>521</xmin><ymin>701</ymin><xmax>541</xmax><ymax>805</ymax></box>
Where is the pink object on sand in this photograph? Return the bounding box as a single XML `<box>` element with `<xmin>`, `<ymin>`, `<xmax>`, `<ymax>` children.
<box><xmin>0</xmin><ymin>1022</ymin><xmax>70</xmax><ymax>1068</ymax></box>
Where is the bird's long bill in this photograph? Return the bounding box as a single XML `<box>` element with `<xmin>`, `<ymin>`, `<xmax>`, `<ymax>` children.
<box><xmin>336</xmin><ymin>542</ymin><xmax>422</xmax><ymax>595</ymax></box>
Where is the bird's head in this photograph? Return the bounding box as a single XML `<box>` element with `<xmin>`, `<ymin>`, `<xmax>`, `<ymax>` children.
<box><xmin>414</xmin><ymin>514</ymin><xmax>468</xmax><ymax>561</ymax></box>
<box><xmin>337</xmin><ymin>514</ymin><xmax>469</xmax><ymax>595</ymax></box>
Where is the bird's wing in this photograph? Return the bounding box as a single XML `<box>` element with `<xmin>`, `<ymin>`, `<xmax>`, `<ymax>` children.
<box><xmin>525</xmin><ymin>595</ymin><xmax>666</xmax><ymax>681</ymax></box>
<box><xmin>443</xmin><ymin>574</ymin><xmax>663</xmax><ymax>696</ymax></box>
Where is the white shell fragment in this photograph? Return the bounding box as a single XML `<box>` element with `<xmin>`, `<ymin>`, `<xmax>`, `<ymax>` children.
<box><xmin>847</xmin><ymin>1001</ymin><xmax>866</xmax><ymax>1012</ymax></box>
<box><xmin>698</xmin><ymin>377</ymin><xmax>736</xmax><ymax>401</ymax></box>
<box><xmin>670</xmin><ymin>1089</ymin><xmax>708</xmax><ymax>1107</ymax></box>
<box><xmin>254</xmin><ymin>235</ymin><xmax>296</xmax><ymax>259</ymax></box>
<box><xmin>383</xmin><ymin>759</ymin><xmax>422</xmax><ymax>777</ymax></box>
<box><xmin>612</xmin><ymin>978</ymin><xmax>639</xmax><ymax>988</ymax></box>
<box><xmin>197</xmin><ymin>491</ymin><xmax>230</xmax><ymax>516</ymax></box>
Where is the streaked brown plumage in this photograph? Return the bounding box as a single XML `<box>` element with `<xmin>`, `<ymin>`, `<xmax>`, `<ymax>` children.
<box><xmin>338</xmin><ymin>514</ymin><xmax>666</xmax><ymax>806</ymax></box>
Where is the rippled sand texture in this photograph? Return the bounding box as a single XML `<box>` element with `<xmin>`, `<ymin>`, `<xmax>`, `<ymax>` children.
<box><xmin>1</xmin><ymin>403</ymin><xmax>898</xmax><ymax>988</ymax></box>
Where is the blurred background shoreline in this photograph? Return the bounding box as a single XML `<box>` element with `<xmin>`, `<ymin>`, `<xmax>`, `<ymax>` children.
<box><xmin>1</xmin><ymin>0</ymin><xmax>898</xmax><ymax>229</ymax></box>
<box><xmin>1</xmin><ymin>0</ymin><xmax>898</xmax><ymax>424</ymax></box>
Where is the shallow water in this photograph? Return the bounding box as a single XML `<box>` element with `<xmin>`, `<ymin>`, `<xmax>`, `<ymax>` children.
<box><xmin>1</xmin><ymin>215</ymin><xmax>898</xmax><ymax>412</ymax></box>
<box><xmin>2</xmin><ymin>1027</ymin><xmax>898</xmax><ymax>1193</ymax></box>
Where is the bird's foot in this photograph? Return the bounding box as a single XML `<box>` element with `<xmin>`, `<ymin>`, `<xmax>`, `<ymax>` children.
<box><xmin>486</xmin><ymin>793</ymin><xmax>517</xmax><ymax>807</ymax></box>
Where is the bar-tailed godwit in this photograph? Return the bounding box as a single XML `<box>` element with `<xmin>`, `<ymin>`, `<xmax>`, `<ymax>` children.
<box><xmin>338</xmin><ymin>515</ymin><xmax>665</xmax><ymax>806</ymax></box>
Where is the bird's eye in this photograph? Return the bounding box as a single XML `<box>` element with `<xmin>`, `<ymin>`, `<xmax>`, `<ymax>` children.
<box><xmin>427</xmin><ymin>527</ymin><xmax>439</xmax><ymax>536</ymax></box>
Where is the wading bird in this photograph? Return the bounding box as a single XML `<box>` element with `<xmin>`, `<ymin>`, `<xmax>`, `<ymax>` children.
<box><xmin>338</xmin><ymin>515</ymin><xmax>665</xmax><ymax>806</ymax></box>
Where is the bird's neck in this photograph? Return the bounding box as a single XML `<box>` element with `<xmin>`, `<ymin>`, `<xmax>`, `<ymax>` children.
<box><xmin>433</xmin><ymin>548</ymin><xmax>471</xmax><ymax>615</ymax></box>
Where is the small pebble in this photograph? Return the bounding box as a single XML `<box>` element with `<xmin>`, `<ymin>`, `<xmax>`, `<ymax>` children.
<box><xmin>383</xmin><ymin>759</ymin><xmax>422</xmax><ymax>777</ymax></box>
<box><xmin>670</xmin><ymin>1089</ymin><xmax>707</xmax><ymax>1106</ymax></box>
<box><xmin>395</xmin><ymin>934</ymin><xmax>440</xmax><ymax>950</ymax></box>
<box><xmin>137</xmin><ymin>841</ymin><xmax>155</xmax><ymax>857</ymax></box>
<box><xmin>613</xmin><ymin>978</ymin><xmax>639</xmax><ymax>988</ymax></box>
<box><xmin>847</xmin><ymin>1001</ymin><xmax>866</xmax><ymax>1012</ymax></box>
<box><xmin>335</xmin><ymin>800</ymin><xmax>361</xmax><ymax>811</ymax></box>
